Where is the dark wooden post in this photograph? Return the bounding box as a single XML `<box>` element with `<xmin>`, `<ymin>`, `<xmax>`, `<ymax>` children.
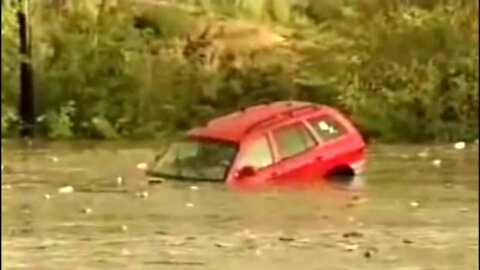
<box><xmin>17</xmin><ymin>0</ymin><xmax>35</xmax><ymax>138</ymax></box>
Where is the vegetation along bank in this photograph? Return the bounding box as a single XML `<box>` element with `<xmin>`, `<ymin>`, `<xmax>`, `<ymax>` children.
<box><xmin>1</xmin><ymin>0</ymin><xmax>478</xmax><ymax>142</ymax></box>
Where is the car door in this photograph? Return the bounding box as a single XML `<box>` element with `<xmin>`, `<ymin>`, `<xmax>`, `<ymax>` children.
<box><xmin>227</xmin><ymin>134</ymin><xmax>277</xmax><ymax>189</ymax></box>
<box><xmin>305</xmin><ymin>113</ymin><xmax>364</xmax><ymax>177</ymax></box>
<box><xmin>268</xmin><ymin>121</ymin><xmax>320</xmax><ymax>186</ymax></box>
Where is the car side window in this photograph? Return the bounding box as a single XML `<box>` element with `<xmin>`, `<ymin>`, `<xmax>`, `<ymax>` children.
<box><xmin>273</xmin><ymin>123</ymin><xmax>316</xmax><ymax>160</ymax></box>
<box><xmin>308</xmin><ymin>116</ymin><xmax>346</xmax><ymax>142</ymax></box>
<box><xmin>237</xmin><ymin>136</ymin><xmax>273</xmax><ymax>170</ymax></box>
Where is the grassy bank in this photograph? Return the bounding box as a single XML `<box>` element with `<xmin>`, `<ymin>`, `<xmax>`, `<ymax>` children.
<box><xmin>1</xmin><ymin>0</ymin><xmax>478</xmax><ymax>142</ymax></box>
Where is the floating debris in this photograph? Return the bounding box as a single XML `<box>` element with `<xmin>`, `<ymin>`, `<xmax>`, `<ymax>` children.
<box><xmin>409</xmin><ymin>201</ymin><xmax>419</xmax><ymax>208</ymax></box>
<box><xmin>121</xmin><ymin>248</ymin><xmax>131</xmax><ymax>256</ymax></box>
<box><xmin>81</xmin><ymin>208</ymin><xmax>93</xmax><ymax>214</ymax></box>
<box><xmin>2</xmin><ymin>184</ymin><xmax>12</xmax><ymax>190</ymax></box>
<box><xmin>343</xmin><ymin>231</ymin><xmax>363</xmax><ymax>238</ymax></box>
<box><xmin>347</xmin><ymin>216</ymin><xmax>355</xmax><ymax>222</ymax></box>
<box><xmin>364</xmin><ymin>247</ymin><xmax>378</xmax><ymax>258</ymax></box>
<box><xmin>44</xmin><ymin>194</ymin><xmax>51</xmax><ymax>200</ymax></box>
<box><xmin>241</xmin><ymin>229</ymin><xmax>258</xmax><ymax>240</ymax></box>
<box><xmin>168</xmin><ymin>239</ymin><xmax>186</xmax><ymax>246</ymax></box>
<box><xmin>294</xmin><ymin>238</ymin><xmax>314</xmax><ymax>245</ymax></box>
<box><xmin>121</xmin><ymin>225</ymin><xmax>128</xmax><ymax>232</ymax></box>
<box><xmin>135</xmin><ymin>191</ymin><xmax>149</xmax><ymax>199</ymax></box>
<box><xmin>417</xmin><ymin>152</ymin><xmax>429</xmax><ymax>158</ymax></box>
<box><xmin>148</xmin><ymin>177</ymin><xmax>164</xmax><ymax>185</ymax></box>
<box><xmin>402</xmin><ymin>239</ymin><xmax>414</xmax><ymax>244</ymax></box>
<box><xmin>1</xmin><ymin>164</ymin><xmax>3</xmax><ymax>171</ymax></box>
<box><xmin>116</xmin><ymin>176</ymin><xmax>123</xmax><ymax>186</ymax></box>
<box><xmin>136</xmin><ymin>163</ymin><xmax>148</xmax><ymax>170</ymax></box>
<box><xmin>417</xmin><ymin>149</ymin><xmax>429</xmax><ymax>158</ymax></box>
<box><xmin>459</xmin><ymin>207</ymin><xmax>469</xmax><ymax>213</ymax></box>
<box><xmin>189</xmin><ymin>186</ymin><xmax>199</xmax><ymax>191</ymax></box>
<box><xmin>347</xmin><ymin>196</ymin><xmax>369</xmax><ymax>207</ymax></box>
<box><xmin>432</xmin><ymin>159</ymin><xmax>442</xmax><ymax>167</ymax></box>
<box><xmin>340</xmin><ymin>243</ymin><xmax>358</xmax><ymax>252</ymax></box>
<box><xmin>50</xmin><ymin>156</ymin><xmax>59</xmax><ymax>163</ymax></box>
<box><xmin>454</xmin><ymin>141</ymin><xmax>466</xmax><ymax>150</ymax></box>
<box><xmin>215</xmin><ymin>242</ymin><xmax>233</xmax><ymax>248</ymax></box>
<box><xmin>58</xmin><ymin>186</ymin><xmax>74</xmax><ymax>194</ymax></box>
<box><xmin>278</xmin><ymin>236</ymin><xmax>295</xmax><ymax>242</ymax></box>
<box><xmin>443</xmin><ymin>182</ymin><xmax>454</xmax><ymax>189</ymax></box>
<box><xmin>384</xmin><ymin>255</ymin><xmax>399</xmax><ymax>262</ymax></box>
<box><xmin>144</xmin><ymin>260</ymin><xmax>205</xmax><ymax>266</ymax></box>
<box><xmin>186</xmin><ymin>203</ymin><xmax>194</xmax><ymax>208</ymax></box>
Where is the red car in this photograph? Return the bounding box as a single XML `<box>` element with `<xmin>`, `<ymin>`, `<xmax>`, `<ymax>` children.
<box><xmin>147</xmin><ymin>101</ymin><xmax>366</xmax><ymax>190</ymax></box>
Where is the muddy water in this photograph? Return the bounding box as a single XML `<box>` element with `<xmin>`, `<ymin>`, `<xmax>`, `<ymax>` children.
<box><xmin>1</xmin><ymin>141</ymin><xmax>478</xmax><ymax>270</ymax></box>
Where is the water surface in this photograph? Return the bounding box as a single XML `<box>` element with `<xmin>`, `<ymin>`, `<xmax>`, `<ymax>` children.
<box><xmin>2</xmin><ymin>141</ymin><xmax>478</xmax><ymax>270</ymax></box>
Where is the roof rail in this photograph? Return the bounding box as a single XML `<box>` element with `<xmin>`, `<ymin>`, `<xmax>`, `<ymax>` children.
<box><xmin>244</xmin><ymin>104</ymin><xmax>319</xmax><ymax>135</ymax></box>
<box><xmin>283</xmin><ymin>104</ymin><xmax>319</xmax><ymax>116</ymax></box>
<box><xmin>243</xmin><ymin>115</ymin><xmax>280</xmax><ymax>135</ymax></box>
<box><xmin>206</xmin><ymin>100</ymin><xmax>272</xmax><ymax>127</ymax></box>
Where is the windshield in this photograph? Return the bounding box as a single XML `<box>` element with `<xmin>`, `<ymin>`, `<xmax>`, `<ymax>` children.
<box><xmin>149</xmin><ymin>138</ymin><xmax>238</xmax><ymax>181</ymax></box>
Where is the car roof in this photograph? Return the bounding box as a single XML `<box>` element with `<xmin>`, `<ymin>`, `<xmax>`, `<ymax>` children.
<box><xmin>187</xmin><ymin>101</ymin><xmax>329</xmax><ymax>143</ymax></box>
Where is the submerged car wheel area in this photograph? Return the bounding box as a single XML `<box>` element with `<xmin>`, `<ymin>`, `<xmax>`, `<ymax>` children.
<box><xmin>147</xmin><ymin>101</ymin><xmax>367</xmax><ymax>190</ymax></box>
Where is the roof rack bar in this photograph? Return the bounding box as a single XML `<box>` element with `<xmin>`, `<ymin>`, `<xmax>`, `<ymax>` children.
<box><xmin>243</xmin><ymin>114</ymin><xmax>279</xmax><ymax>135</ymax></box>
<box><xmin>284</xmin><ymin>104</ymin><xmax>318</xmax><ymax>116</ymax></box>
<box><xmin>206</xmin><ymin>100</ymin><xmax>272</xmax><ymax>127</ymax></box>
<box><xmin>244</xmin><ymin>104</ymin><xmax>319</xmax><ymax>135</ymax></box>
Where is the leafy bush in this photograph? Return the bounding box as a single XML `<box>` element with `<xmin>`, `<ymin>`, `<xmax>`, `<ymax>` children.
<box><xmin>298</xmin><ymin>2</ymin><xmax>479</xmax><ymax>142</ymax></box>
<box><xmin>1</xmin><ymin>0</ymin><xmax>477</xmax><ymax>142</ymax></box>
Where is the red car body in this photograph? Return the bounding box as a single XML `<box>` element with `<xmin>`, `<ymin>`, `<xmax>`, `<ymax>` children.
<box><xmin>149</xmin><ymin>101</ymin><xmax>366</xmax><ymax>190</ymax></box>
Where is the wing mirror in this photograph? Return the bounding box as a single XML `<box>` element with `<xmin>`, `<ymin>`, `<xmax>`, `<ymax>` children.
<box><xmin>235</xmin><ymin>166</ymin><xmax>256</xmax><ymax>179</ymax></box>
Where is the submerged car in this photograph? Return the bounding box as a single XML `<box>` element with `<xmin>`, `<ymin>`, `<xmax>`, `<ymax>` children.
<box><xmin>147</xmin><ymin>101</ymin><xmax>366</xmax><ymax>190</ymax></box>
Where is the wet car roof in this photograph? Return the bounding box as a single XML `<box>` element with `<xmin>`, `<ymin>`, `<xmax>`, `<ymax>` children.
<box><xmin>187</xmin><ymin>101</ymin><xmax>323</xmax><ymax>142</ymax></box>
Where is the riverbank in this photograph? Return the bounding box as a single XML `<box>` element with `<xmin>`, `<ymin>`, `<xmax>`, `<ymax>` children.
<box><xmin>2</xmin><ymin>0</ymin><xmax>478</xmax><ymax>142</ymax></box>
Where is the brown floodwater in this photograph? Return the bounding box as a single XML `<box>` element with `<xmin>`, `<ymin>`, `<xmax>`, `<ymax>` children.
<box><xmin>1</xmin><ymin>140</ymin><xmax>478</xmax><ymax>270</ymax></box>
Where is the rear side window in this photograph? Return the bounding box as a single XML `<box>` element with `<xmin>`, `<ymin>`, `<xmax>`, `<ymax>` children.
<box><xmin>308</xmin><ymin>116</ymin><xmax>346</xmax><ymax>142</ymax></box>
<box><xmin>273</xmin><ymin>123</ymin><xmax>316</xmax><ymax>160</ymax></box>
<box><xmin>237</xmin><ymin>136</ymin><xmax>273</xmax><ymax>169</ymax></box>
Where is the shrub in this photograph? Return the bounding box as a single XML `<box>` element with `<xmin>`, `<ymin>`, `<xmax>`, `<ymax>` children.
<box><xmin>1</xmin><ymin>0</ymin><xmax>477</xmax><ymax>142</ymax></box>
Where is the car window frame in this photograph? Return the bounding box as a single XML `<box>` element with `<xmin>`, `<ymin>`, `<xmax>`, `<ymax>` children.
<box><xmin>149</xmin><ymin>136</ymin><xmax>239</xmax><ymax>182</ymax></box>
<box><xmin>305</xmin><ymin>113</ymin><xmax>348</xmax><ymax>145</ymax></box>
<box><xmin>270</xmin><ymin>120</ymin><xmax>318</xmax><ymax>162</ymax></box>
<box><xmin>235</xmin><ymin>133</ymin><xmax>276</xmax><ymax>172</ymax></box>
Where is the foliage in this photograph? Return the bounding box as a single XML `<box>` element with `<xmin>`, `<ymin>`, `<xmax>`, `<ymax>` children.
<box><xmin>1</xmin><ymin>0</ymin><xmax>478</xmax><ymax>142</ymax></box>
<box><xmin>299</xmin><ymin>2</ymin><xmax>479</xmax><ymax>142</ymax></box>
<box><xmin>1</xmin><ymin>4</ymin><xmax>20</xmax><ymax>136</ymax></box>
